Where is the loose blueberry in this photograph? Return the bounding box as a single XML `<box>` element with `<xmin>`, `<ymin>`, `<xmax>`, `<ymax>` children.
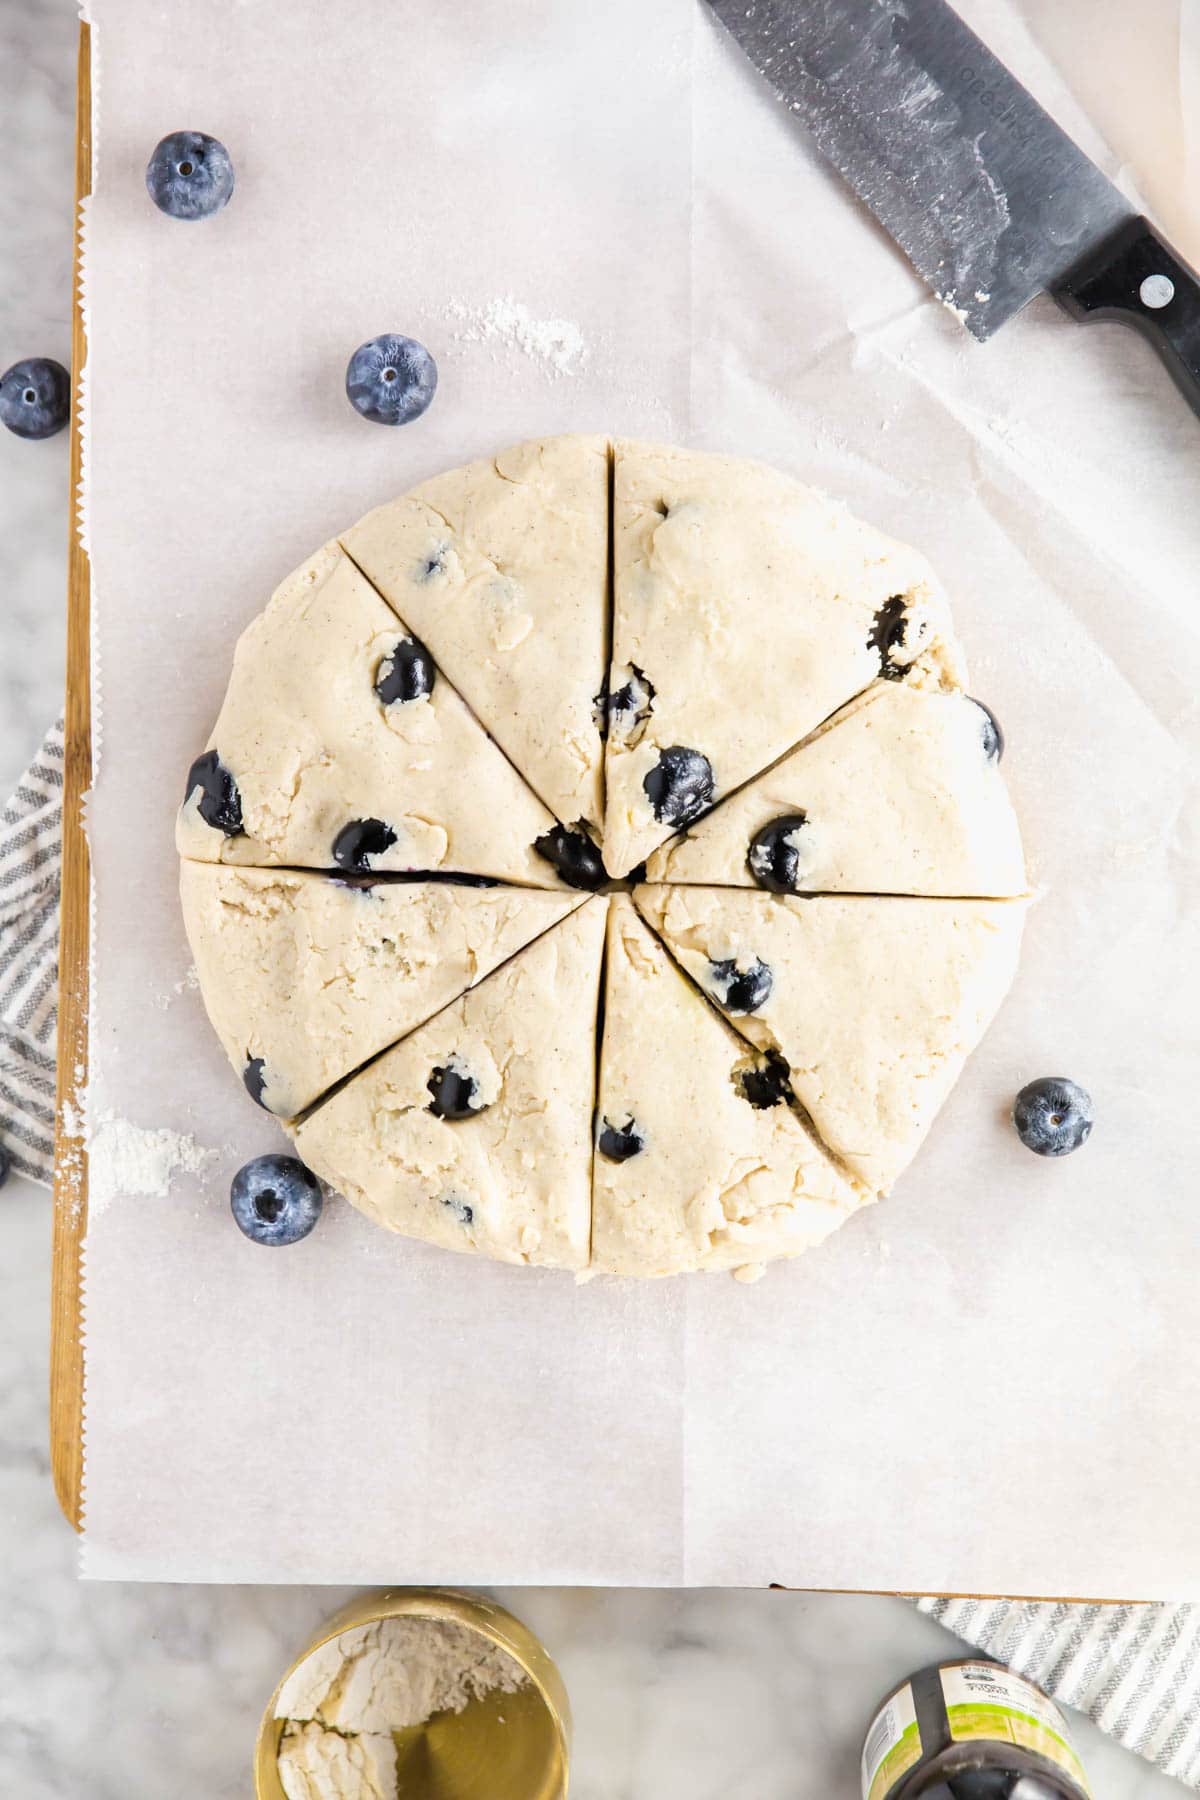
<box><xmin>863</xmin><ymin>594</ymin><xmax>910</xmax><ymax>676</ymax></box>
<box><xmin>970</xmin><ymin>697</ymin><xmax>1004</xmax><ymax>762</ymax></box>
<box><xmin>230</xmin><ymin>1154</ymin><xmax>322</xmax><ymax>1246</ymax></box>
<box><xmin>643</xmin><ymin>745</ymin><xmax>714</xmax><ymax>828</ymax></box>
<box><xmin>709</xmin><ymin>955</ymin><xmax>773</xmax><ymax>1014</ymax></box>
<box><xmin>598</xmin><ymin>1115</ymin><xmax>646</xmax><ymax>1162</ymax></box>
<box><xmin>242</xmin><ymin>1057</ymin><xmax>270</xmax><ymax>1110</ymax></box>
<box><xmin>375</xmin><ymin>635</ymin><xmax>436</xmax><ymax>706</ymax></box>
<box><xmin>0</xmin><ymin>357</ymin><xmax>70</xmax><ymax>440</ymax></box>
<box><xmin>533</xmin><ymin>824</ymin><xmax>608</xmax><ymax>891</ymax></box>
<box><xmin>1013</xmin><ymin>1077</ymin><xmax>1094</xmax><ymax>1157</ymax></box>
<box><xmin>607</xmin><ymin>665</ymin><xmax>656</xmax><ymax>747</ymax></box>
<box><xmin>441</xmin><ymin>1193</ymin><xmax>475</xmax><ymax>1227</ymax></box>
<box><xmin>184</xmin><ymin>750</ymin><xmax>243</xmax><ymax>836</ymax></box>
<box><xmin>145</xmin><ymin>130</ymin><xmax>235</xmax><ymax>221</ymax></box>
<box><xmin>737</xmin><ymin>1051</ymin><xmax>791</xmax><ymax>1110</ymax></box>
<box><xmin>0</xmin><ymin>1140</ymin><xmax>10</xmax><ymax>1189</ymax></box>
<box><xmin>332</xmin><ymin>818</ymin><xmax>398</xmax><ymax>873</ymax></box>
<box><xmin>427</xmin><ymin>1060</ymin><xmax>488</xmax><ymax>1121</ymax></box>
<box><xmin>345</xmin><ymin>334</ymin><xmax>438</xmax><ymax>426</ymax></box>
<box><xmin>748</xmin><ymin>813</ymin><xmax>810</xmax><ymax>894</ymax></box>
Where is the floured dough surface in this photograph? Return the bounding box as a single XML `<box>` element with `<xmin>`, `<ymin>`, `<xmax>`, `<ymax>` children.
<box><xmin>181</xmin><ymin>863</ymin><xmax>581</xmax><ymax>1119</ymax></box>
<box><xmin>175</xmin><ymin>543</ymin><xmax>562</xmax><ymax>886</ymax></box>
<box><xmin>637</xmin><ymin>886</ymin><xmax>1026</xmax><ymax>1196</ymax></box>
<box><xmin>602</xmin><ymin>440</ymin><xmax>967</xmax><ymax>877</ymax></box>
<box><xmin>645</xmin><ymin>683</ymin><xmax>1027</xmax><ymax>896</ymax></box>
<box><xmin>180</xmin><ymin>435</ymin><xmax>1028</xmax><ymax>1277</ymax></box>
<box><xmin>342</xmin><ymin>435</ymin><xmax>609</xmax><ymax>833</ymax></box>
<box><xmin>593</xmin><ymin>898</ymin><xmax>867</xmax><ymax>1277</ymax></box>
<box><xmin>293</xmin><ymin>900</ymin><xmax>606</xmax><ymax>1270</ymax></box>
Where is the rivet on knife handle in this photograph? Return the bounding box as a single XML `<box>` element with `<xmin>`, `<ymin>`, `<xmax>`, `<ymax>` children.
<box><xmin>1053</xmin><ymin>218</ymin><xmax>1200</xmax><ymax>420</ymax></box>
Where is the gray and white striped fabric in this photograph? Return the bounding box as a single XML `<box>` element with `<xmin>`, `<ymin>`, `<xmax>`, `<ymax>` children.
<box><xmin>2</xmin><ymin>725</ymin><xmax>1199</xmax><ymax>1787</ymax></box>
<box><xmin>0</xmin><ymin>719</ymin><xmax>63</xmax><ymax>1186</ymax></box>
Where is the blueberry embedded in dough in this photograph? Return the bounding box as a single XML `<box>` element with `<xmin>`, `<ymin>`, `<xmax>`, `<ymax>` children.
<box><xmin>183</xmin><ymin>750</ymin><xmax>243</xmax><ymax>837</ymax></box>
<box><xmin>242</xmin><ymin>1056</ymin><xmax>270</xmax><ymax>1109</ymax></box>
<box><xmin>747</xmin><ymin>813</ymin><xmax>811</xmax><ymax>894</ymax></box>
<box><xmin>606</xmin><ymin>664</ymin><xmax>656</xmax><ymax>748</ymax></box>
<box><xmin>441</xmin><ymin>1193</ymin><xmax>476</xmax><ymax>1227</ymax></box>
<box><xmin>868</xmin><ymin>594</ymin><xmax>934</xmax><ymax>680</ymax></box>
<box><xmin>426</xmin><ymin>1055</ymin><xmax>490</xmax><ymax>1120</ymax></box>
<box><xmin>332</xmin><ymin>818</ymin><xmax>399</xmax><ymax>874</ymax></box>
<box><xmin>969</xmin><ymin>696</ymin><xmax>1004</xmax><ymax>762</ymax></box>
<box><xmin>374</xmin><ymin>636</ymin><xmax>436</xmax><ymax>706</ymax></box>
<box><xmin>707</xmin><ymin>955</ymin><xmax>773</xmax><ymax>1015</ymax></box>
<box><xmin>533</xmin><ymin>824</ymin><xmax>608</xmax><ymax>891</ymax></box>
<box><xmin>643</xmin><ymin>746</ymin><xmax>714</xmax><ymax>829</ymax></box>
<box><xmin>736</xmin><ymin>1050</ymin><xmax>792</xmax><ymax>1110</ymax></box>
<box><xmin>597</xmin><ymin>1115</ymin><xmax>646</xmax><ymax>1162</ymax></box>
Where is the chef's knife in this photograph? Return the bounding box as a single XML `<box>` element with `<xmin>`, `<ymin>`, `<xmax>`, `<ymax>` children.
<box><xmin>704</xmin><ymin>0</ymin><xmax>1200</xmax><ymax>416</ymax></box>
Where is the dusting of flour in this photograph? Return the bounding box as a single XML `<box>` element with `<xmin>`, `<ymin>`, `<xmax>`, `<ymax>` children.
<box><xmin>447</xmin><ymin>295</ymin><xmax>588</xmax><ymax>378</ymax></box>
<box><xmin>275</xmin><ymin>1617</ymin><xmax>529</xmax><ymax>1800</ymax></box>
<box><xmin>88</xmin><ymin>1111</ymin><xmax>219</xmax><ymax>1216</ymax></box>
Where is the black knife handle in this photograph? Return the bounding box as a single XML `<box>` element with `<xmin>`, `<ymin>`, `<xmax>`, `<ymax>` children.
<box><xmin>1052</xmin><ymin>216</ymin><xmax>1200</xmax><ymax>419</ymax></box>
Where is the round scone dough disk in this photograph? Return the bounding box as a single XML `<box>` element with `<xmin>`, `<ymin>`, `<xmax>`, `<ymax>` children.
<box><xmin>179</xmin><ymin>435</ymin><xmax>1025</xmax><ymax>1278</ymax></box>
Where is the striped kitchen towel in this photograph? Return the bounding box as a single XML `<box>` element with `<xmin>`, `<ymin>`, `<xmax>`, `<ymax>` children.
<box><xmin>2</xmin><ymin>726</ymin><xmax>1200</xmax><ymax>1788</ymax></box>
<box><xmin>0</xmin><ymin>719</ymin><xmax>63</xmax><ymax>1185</ymax></box>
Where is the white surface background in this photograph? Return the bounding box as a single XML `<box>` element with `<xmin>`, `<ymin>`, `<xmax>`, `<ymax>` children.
<box><xmin>77</xmin><ymin>0</ymin><xmax>1200</xmax><ymax>1597</ymax></box>
<box><xmin>0</xmin><ymin>0</ymin><xmax>1197</xmax><ymax>1792</ymax></box>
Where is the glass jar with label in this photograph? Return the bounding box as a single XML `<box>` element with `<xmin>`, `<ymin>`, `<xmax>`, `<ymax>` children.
<box><xmin>861</xmin><ymin>1659</ymin><xmax>1092</xmax><ymax>1800</ymax></box>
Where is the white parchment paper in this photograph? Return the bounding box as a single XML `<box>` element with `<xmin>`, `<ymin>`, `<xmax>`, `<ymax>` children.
<box><xmin>80</xmin><ymin>0</ymin><xmax>1200</xmax><ymax>1593</ymax></box>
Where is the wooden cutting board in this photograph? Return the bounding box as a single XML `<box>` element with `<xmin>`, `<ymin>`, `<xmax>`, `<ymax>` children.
<box><xmin>49</xmin><ymin>19</ymin><xmax>92</xmax><ymax>1532</ymax></box>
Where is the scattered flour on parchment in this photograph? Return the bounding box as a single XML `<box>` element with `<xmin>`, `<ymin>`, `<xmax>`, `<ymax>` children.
<box><xmin>154</xmin><ymin>963</ymin><xmax>200</xmax><ymax>1010</ymax></box>
<box><xmin>88</xmin><ymin>1111</ymin><xmax>219</xmax><ymax>1217</ymax></box>
<box><xmin>447</xmin><ymin>294</ymin><xmax>588</xmax><ymax>377</ymax></box>
<box><xmin>275</xmin><ymin>1616</ymin><xmax>529</xmax><ymax>1800</ymax></box>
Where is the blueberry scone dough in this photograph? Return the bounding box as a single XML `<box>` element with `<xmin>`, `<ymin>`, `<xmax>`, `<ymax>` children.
<box><xmin>341</xmin><ymin>436</ymin><xmax>609</xmax><ymax>836</ymax></box>
<box><xmin>602</xmin><ymin>441</ymin><xmax>967</xmax><ymax>878</ymax></box>
<box><xmin>637</xmin><ymin>886</ymin><xmax>1027</xmax><ymax>1197</ymax></box>
<box><xmin>645</xmin><ymin>684</ymin><xmax>1026</xmax><ymax>897</ymax></box>
<box><xmin>593</xmin><ymin>898</ymin><xmax>867</xmax><ymax>1278</ymax></box>
<box><xmin>292</xmin><ymin>899</ymin><xmax>607</xmax><ymax>1271</ymax></box>
<box><xmin>180</xmin><ymin>864</ymin><xmax>583</xmax><ymax>1119</ymax></box>
<box><xmin>176</xmin><ymin>542</ymin><xmax>564</xmax><ymax>886</ymax></box>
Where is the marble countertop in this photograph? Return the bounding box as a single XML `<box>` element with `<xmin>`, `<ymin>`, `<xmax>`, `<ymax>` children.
<box><xmin>0</xmin><ymin>3</ymin><xmax>1189</xmax><ymax>1795</ymax></box>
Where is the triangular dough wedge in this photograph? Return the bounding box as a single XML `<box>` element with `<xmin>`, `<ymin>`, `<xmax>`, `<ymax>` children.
<box><xmin>593</xmin><ymin>898</ymin><xmax>867</xmax><ymax>1278</ymax></box>
<box><xmin>637</xmin><ymin>886</ymin><xmax>1025</xmax><ymax>1196</ymax></box>
<box><xmin>603</xmin><ymin>441</ymin><xmax>966</xmax><ymax>876</ymax></box>
<box><xmin>176</xmin><ymin>542</ymin><xmax>564</xmax><ymax>886</ymax></box>
<box><xmin>181</xmin><ymin>863</ymin><xmax>582</xmax><ymax>1119</ymax></box>
<box><xmin>341</xmin><ymin>436</ymin><xmax>609</xmax><ymax>833</ymax></box>
<box><xmin>645</xmin><ymin>684</ymin><xmax>1026</xmax><ymax>896</ymax></box>
<box><xmin>293</xmin><ymin>899</ymin><xmax>607</xmax><ymax>1271</ymax></box>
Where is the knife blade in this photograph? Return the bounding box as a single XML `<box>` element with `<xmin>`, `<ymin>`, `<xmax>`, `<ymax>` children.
<box><xmin>705</xmin><ymin>0</ymin><xmax>1200</xmax><ymax>414</ymax></box>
